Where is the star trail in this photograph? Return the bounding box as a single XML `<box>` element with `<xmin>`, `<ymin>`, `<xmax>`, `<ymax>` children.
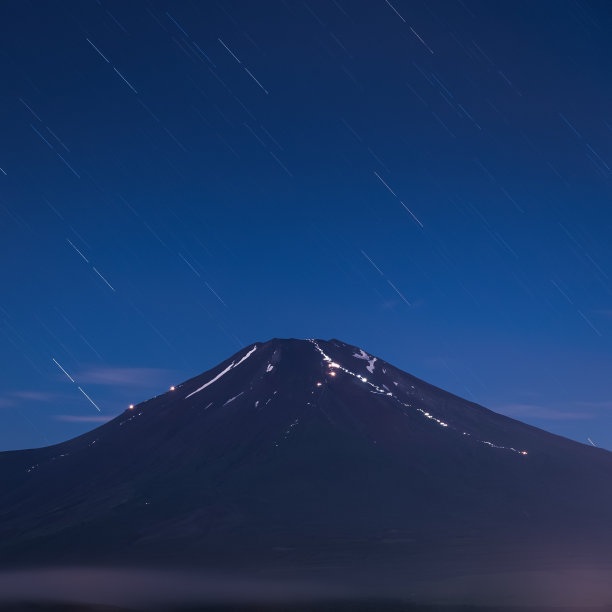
<box><xmin>0</xmin><ymin>0</ymin><xmax>611</xmax><ymax>451</ymax></box>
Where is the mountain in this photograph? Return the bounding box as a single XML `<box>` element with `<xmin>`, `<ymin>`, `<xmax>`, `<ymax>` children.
<box><xmin>1</xmin><ymin>338</ymin><xmax>612</xmax><ymax>606</ymax></box>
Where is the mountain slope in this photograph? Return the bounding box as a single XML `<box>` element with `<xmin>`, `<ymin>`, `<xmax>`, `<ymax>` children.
<box><xmin>1</xmin><ymin>337</ymin><xmax>611</xmax><ymax>581</ymax></box>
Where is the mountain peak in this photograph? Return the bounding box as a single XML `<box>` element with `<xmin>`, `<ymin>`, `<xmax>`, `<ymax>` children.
<box><xmin>1</xmin><ymin>336</ymin><xmax>611</xmax><ymax>582</ymax></box>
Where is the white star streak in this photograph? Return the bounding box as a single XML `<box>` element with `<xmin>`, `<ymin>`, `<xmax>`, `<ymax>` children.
<box><xmin>66</xmin><ymin>239</ymin><xmax>89</xmax><ymax>263</ymax></box>
<box><xmin>360</xmin><ymin>250</ymin><xmax>384</xmax><ymax>275</ymax></box>
<box><xmin>56</xmin><ymin>153</ymin><xmax>80</xmax><ymax>178</ymax></box>
<box><xmin>86</xmin><ymin>38</ymin><xmax>110</xmax><ymax>63</ymax></box>
<box><xmin>31</xmin><ymin>124</ymin><xmax>53</xmax><ymax>148</ymax></box>
<box><xmin>373</xmin><ymin>171</ymin><xmax>398</xmax><ymax>197</ymax></box>
<box><xmin>578</xmin><ymin>310</ymin><xmax>602</xmax><ymax>337</ymax></box>
<box><xmin>93</xmin><ymin>267</ymin><xmax>116</xmax><ymax>292</ymax></box>
<box><xmin>410</xmin><ymin>27</ymin><xmax>434</xmax><ymax>54</ymax></box>
<box><xmin>385</xmin><ymin>0</ymin><xmax>406</xmax><ymax>22</ymax></box>
<box><xmin>78</xmin><ymin>386</ymin><xmax>101</xmax><ymax>412</ymax></box>
<box><xmin>383</xmin><ymin>2</ymin><xmax>434</xmax><ymax>54</ymax></box>
<box><xmin>218</xmin><ymin>38</ymin><xmax>269</xmax><ymax>94</ymax></box>
<box><xmin>218</xmin><ymin>38</ymin><xmax>242</xmax><ymax>63</ymax></box>
<box><xmin>113</xmin><ymin>67</ymin><xmax>138</xmax><ymax>94</ymax></box>
<box><xmin>360</xmin><ymin>249</ymin><xmax>412</xmax><ymax>305</ymax></box>
<box><xmin>386</xmin><ymin>280</ymin><xmax>412</xmax><ymax>305</ymax></box>
<box><xmin>47</xmin><ymin>127</ymin><xmax>70</xmax><ymax>152</ymax></box>
<box><xmin>550</xmin><ymin>279</ymin><xmax>573</xmax><ymax>304</ymax></box>
<box><xmin>52</xmin><ymin>358</ymin><xmax>103</xmax><ymax>414</ymax></box>
<box><xmin>166</xmin><ymin>12</ymin><xmax>189</xmax><ymax>38</ymax></box>
<box><xmin>400</xmin><ymin>200</ymin><xmax>424</xmax><ymax>228</ymax></box>
<box><xmin>244</xmin><ymin>67</ymin><xmax>269</xmax><ymax>94</ymax></box>
<box><xmin>204</xmin><ymin>282</ymin><xmax>226</xmax><ymax>306</ymax></box>
<box><xmin>19</xmin><ymin>98</ymin><xmax>42</xmax><ymax>121</ymax></box>
<box><xmin>179</xmin><ymin>253</ymin><xmax>201</xmax><ymax>277</ymax></box>
<box><xmin>52</xmin><ymin>358</ymin><xmax>75</xmax><ymax>383</ymax></box>
<box><xmin>86</xmin><ymin>38</ymin><xmax>137</xmax><ymax>95</ymax></box>
<box><xmin>269</xmin><ymin>151</ymin><xmax>293</xmax><ymax>176</ymax></box>
<box><xmin>373</xmin><ymin>171</ymin><xmax>423</xmax><ymax>227</ymax></box>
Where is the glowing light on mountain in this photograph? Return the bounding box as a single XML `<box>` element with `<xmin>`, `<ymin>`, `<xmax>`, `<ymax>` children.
<box><xmin>308</xmin><ymin>339</ymin><xmax>528</xmax><ymax>457</ymax></box>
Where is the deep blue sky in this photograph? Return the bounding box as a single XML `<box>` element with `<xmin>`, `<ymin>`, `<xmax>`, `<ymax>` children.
<box><xmin>1</xmin><ymin>0</ymin><xmax>611</xmax><ymax>451</ymax></box>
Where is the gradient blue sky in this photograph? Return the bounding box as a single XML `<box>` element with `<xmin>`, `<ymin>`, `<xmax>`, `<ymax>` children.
<box><xmin>1</xmin><ymin>0</ymin><xmax>611</xmax><ymax>451</ymax></box>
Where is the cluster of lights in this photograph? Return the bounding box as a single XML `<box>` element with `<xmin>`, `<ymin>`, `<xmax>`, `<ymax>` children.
<box><xmin>308</xmin><ymin>339</ymin><xmax>529</xmax><ymax>458</ymax></box>
<box><xmin>417</xmin><ymin>408</ymin><xmax>448</xmax><ymax>427</ymax></box>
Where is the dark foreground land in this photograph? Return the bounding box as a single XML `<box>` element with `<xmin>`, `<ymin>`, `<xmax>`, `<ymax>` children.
<box><xmin>2</xmin><ymin>602</ymin><xmax>612</xmax><ymax>612</ymax></box>
<box><xmin>3</xmin><ymin>340</ymin><xmax>612</xmax><ymax>612</ymax></box>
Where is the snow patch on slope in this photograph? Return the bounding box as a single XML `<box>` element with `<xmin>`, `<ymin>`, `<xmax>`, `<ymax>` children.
<box><xmin>223</xmin><ymin>392</ymin><xmax>244</xmax><ymax>406</ymax></box>
<box><xmin>353</xmin><ymin>348</ymin><xmax>377</xmax><ymax>373</ymax></box>
<box><xmin>185</xmin><ymin>345</ymin><xmax>257</xmax><ymax>398</ymax></box>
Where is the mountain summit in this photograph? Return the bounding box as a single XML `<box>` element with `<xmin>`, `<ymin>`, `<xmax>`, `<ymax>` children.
<box><xmin>1</xmin><ymin>338</ymin><xmax>612</xmax><ymax>590</ymax></box>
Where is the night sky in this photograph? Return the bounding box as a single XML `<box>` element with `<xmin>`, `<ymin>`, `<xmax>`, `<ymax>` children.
<box><xmin>1</xmin><ymin>0</ymin><xmax>611</xmax><ymax>452</ymax></box>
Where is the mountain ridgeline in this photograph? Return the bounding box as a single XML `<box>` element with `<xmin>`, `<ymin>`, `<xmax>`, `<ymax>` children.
<box><xmin>1</xmin><ymin>337</ymin><xmax>611</xmax><ymax>582</ymax></box>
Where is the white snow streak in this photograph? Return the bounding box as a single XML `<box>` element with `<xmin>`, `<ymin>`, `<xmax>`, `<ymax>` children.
<box><xmin>185</xmin><ymin>345</ymin><xmax>257</xmax><ymax>398</ymax></box>
<box><xmin>185</xmin><ymin>362</ymin><xmax>234</xmax><ymax>398</ymax></box>
<box><xmin>223</xmin><ymin>392</ymin><xmax>244</xmax><ymax>406</ymax></box>
<box><xmin>234</xmin><ymin>345</ymin><xmax>258</xmax><ymax>367</ymax></box>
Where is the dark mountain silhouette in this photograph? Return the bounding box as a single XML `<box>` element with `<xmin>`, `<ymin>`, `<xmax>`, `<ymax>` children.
<box><xmin>1</xmin><ymin>338</ymin><xmax>612</xmax><ymax>605</ymax></box>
